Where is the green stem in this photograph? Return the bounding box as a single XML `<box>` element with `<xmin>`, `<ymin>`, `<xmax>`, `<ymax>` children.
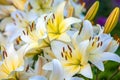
<box><xmin>108</xmin><ymin>69</ymin><xmax>120</xmax><ymax>80</ymax></box>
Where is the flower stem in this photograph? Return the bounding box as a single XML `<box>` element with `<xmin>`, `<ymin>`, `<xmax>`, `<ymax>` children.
<box><xmin>108</xmin><ymin>66</ymin><xmax>120</xmax><ymax>80</ymax></box>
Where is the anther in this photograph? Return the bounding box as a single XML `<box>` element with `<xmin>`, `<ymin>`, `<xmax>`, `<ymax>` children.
<box><xmin>98</xmin><ymin>37</ymin><xmax>100</xmax><ymax>41</ymax></box>
<box><xmin>61</xmin><ymin>52</ymin><xmax>64</xmax><ymax>58</ymax></box>
<box><xmin>97</xmin><ymin>43</ymin><xmax>100</xmax><ymax>47</ymax></box>
<box><xmin>22</xmin><ymin>31</ymin><xmax>26</xmax><ymax>35</ymax></box>
<box><xmin>3</xmin><ymin>50</ymin><xmax>7</xmax><ymax>59</ymax></box>
<box><xmin>63</xmin><ymin>47</ymin><xmax>65</xmax><ymax>52</ymax></box>
<box><xmin>53</xmin><ymin>14</ymin><xmax>55</xmax><ymax>19</ymax></box>
<box><xmin>65</xmin><ymin>55</ymin><xmax>67</xmax><ymax>60</ymax></box>
<box><xmin>44</xmin><ymin>16</ymin><xmax>47</xmax><ymax>20</ymax></box>
<box><xmin>92</xmin><ymin>42</ymin><xmax>94</xmax><ymax>46</ymax></box>
<box><xmin>25</xmin><ymin>65</ymin><xmax>29</xmax><ymax>72</ymax></box>
<box><xmin>89</xmin><ymin>37</ymin><xmax>91</xmax><ymax>41</ymax></box>
<box><xmin>67</xmin><ymin>45</ymin><xmax>72</xmax><ymax>52</ymax></box>
<box><xmin>100</xmin><ymin>41</ymin><xmax>103</xmax><ymax>46</ymax></box>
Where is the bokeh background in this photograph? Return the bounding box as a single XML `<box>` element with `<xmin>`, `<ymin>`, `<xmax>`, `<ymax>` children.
<box><xmin>82</xmin><ymin>0</ymin><xmax>120</xmax><ymax>80</ymax></box>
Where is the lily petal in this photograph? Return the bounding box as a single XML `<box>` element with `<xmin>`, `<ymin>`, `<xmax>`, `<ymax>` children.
<box><xmin>55</xmin><ymin>1</ymin><xmax>66</xmax><ymax>23</ymax></box>
<box><xmin>79</xmin><ymin>64</ymin><xmax>93</xmax><ymax>79</ymax></box>
<box><xmin>89</xmin><ymin>54</ymin><xmax>104</xmax><ymax>71</ymax></box>
<box><xmin>29</xmin><ymin>76</ymin><xmax>47</xmax><ymax>80</ymax></box>
<box><xmin>100</xmin><ymin>52</ymin><xmax>120</xmax><ymax>63</ymax></box>
<box><xmin>50</xmin><ymin>59</ymin><xmax>64</xmax><ymax>80</ymax></box>
<box><xmin>59</xmin><ymin>17</ymin><xmax>82</xmax><ymax>33</ymax></box>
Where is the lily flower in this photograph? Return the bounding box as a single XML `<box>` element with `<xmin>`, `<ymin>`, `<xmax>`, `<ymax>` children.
<box><xmin>20</xmin><ymin>14</ymin><xmax>50</xmax><ymax>56</ymax></box>
<box><xmin>72</xmin><ymin>20</ymin><xmax>120</xmax><ymax>71</ymax></box>
<box><xmin>50</xmin><ymin>40</ymin><xmax>93</xmax><ymax>79</ymax></box>
<box><xmin>47</xmin><ymin>1</ymin><xmax>81</xmax><ymax>42</ymax></box>
<box><xmin>87</xmin><ymin>34</ymin><xmax>120</xmax><ymax>71</ymax></box>
<box><xmin>25</xmin><ymin>0</ymin><xmax>53</xmax><ymax>15</ymax></box>
<box><xmin>0</xmin><ymin>44</ymin><xmax>27</xmax><ymax>79</ymax></box>
<box><xmin>30</xmin><ymin>59</ymin><xmax>64</xmax><ymax>80</ymax></box>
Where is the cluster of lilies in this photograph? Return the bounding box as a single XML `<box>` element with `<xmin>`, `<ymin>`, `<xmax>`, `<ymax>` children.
<box><xmin>0</xmin><ymin>0</ymin><xmax>120</xmax><ymax>80</ymax></box>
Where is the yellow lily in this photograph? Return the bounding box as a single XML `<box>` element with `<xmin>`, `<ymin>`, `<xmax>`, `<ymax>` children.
<box><xmin>47</xmin><ymin>1</ymin><xmax>81</xmax><ymax>42</ymax></box>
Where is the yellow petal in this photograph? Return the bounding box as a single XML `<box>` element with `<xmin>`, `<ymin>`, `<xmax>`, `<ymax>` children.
<box><xmin>84</xmin><ymin>1</ymin><xmax>99</xmax><ymax>21</ymax></box>
<box><xmin>104</xmin><ymin>7</ymin><xmax>120</xmax><ymax>34</ymax></box>
<box><xmin>55</xmin><ymin>1</ymin><xmax>66</xmax><ymax>24</ymax></box>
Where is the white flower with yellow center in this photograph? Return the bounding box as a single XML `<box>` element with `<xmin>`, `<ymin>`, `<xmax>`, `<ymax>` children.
<box><xmin>50</xmin><ymin>40</ymin><xmax>92</xmax><ymax>79</ymax></box>
<box><xmin>47</xmin><ymin>1</ymin><xmax>81</xmax><ymax>42</ymax></box>
<box><xmin>0</xmin><ymin>44</ymin><xmax>27</xmax><ymax>79</ymax></box>
<box><xmin>72</xmin><ymin>20</ymin><xmax>120</xmax><ymax>71</ymax></box>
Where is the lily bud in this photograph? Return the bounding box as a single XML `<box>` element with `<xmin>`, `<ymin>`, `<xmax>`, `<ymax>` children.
<box><xmin>104</xmin><ymin>7</ymin><xmax>120</xmax><ymax>33</ymax></box>
<box><xmin>84</xmin><ymin>1</ymin><xmax>99</xmax><ymax>21</ymax></box>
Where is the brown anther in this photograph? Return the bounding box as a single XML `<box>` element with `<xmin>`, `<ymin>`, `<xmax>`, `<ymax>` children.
<box><xmin>16</xmin><ymin>36</ymin><xmax>22</xmax><ymax>44</ymax></box>
<box><xmin>89</xmin><ymin>37</ymin><xmax>91</xmax><ymax>41</ymax></box>
<box><xmin>25</xmin><ymin>65</ymin><xmax>29</xmax><ymax>72</ymax></box>
<box><xmin>61</xmin><ymin>52</ymin><xmax>64</xmax><ymax>58</ymax></box>
<box><xmin>98</xmin><ymin>37</ymin><xmax>100</xmax><ymax>41</ymax></box>
<box><xmin>67</xmin><ymin>45</ymin><xmax>72</xmax><ymax>52</ymax></box>
<box><xmin>22</xmin><ymin>31</ymin><xmax>26</xmax><ymax>35</ymax></box>
<box><xmin>69</xmin><ymin>52</ymin><xmax>72</xmax><ymax>57</ymax></box>
<box><xmin>92</xmin><ymin>42</ymin><xmax>94</xmax><ymax>46</ymax></box>
<box><xmin>27</xmin><ymin>30</ymin><xmax>28</xmax><ymax>35</ymax></box>
<box><xmin>53</xmin><ymin>14</ymin><xmax>55</xmax><ymax>19</ymax></box>
<box><xmin>29</xmin><ymin>25</ymin><xmax>32</xmax><ymax>32</ymax></box>
<box><xmin>97</xmin><ymin>43</ymin><xmax>100</xmax><ymax>48</ymax></box>
<box><xmin>44</xmin><ymin>16</ymin><xmax>47</xmax><ymax>20</ymax></box>
<box><xmin>31</xmin><ymin>22</ymin><xmax>34</xmax><ymax>29</ymax></box>
<box><xmin>100</xmin><ymin>41</ymin><xmax>103</xmax><ymax>46</ymax></box>
<box><xmin>3</xmin><ymin>50</ymin><xmax>7</xmax><ymax>58</ymax></box>
<box><xmin>63</xmin><ymin>47</ymin><xmax>65</xmax><ymax>52</ymax></box>
<box><xmin>65</xmin><ymin>55</ymin><xmax>67</xmax><ymax>60</ymax></box>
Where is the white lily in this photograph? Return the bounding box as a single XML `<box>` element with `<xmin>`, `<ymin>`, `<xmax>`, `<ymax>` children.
<box><xmin>51</xmin><ymin>40</ymin><xmax>93</xmax><ymax>79</ymax></box>
<box><xmin>0</xmin><ymin>44</ymin><xmax>27</xmax><ymax>79</ymax></box>
<box><xmin>72</xmin><ymin>20</ymin><xmax>120</xmax><ymax>71</ymax></box>
<box><xmin>25</xmin><ymin>0</ymin><xmax>53</xmax><ymax>15</ymax></box>
<box><xmin>30</xmin><ymin>59</ymin><xmax>64</xmax><ymax>80</ymax></box>
<box><xmin>88</xmin><ymin>34</ymin><xmax>120</xmax><ymax>71</ymax></box>
<box><xmin>20</xmin><ymin>14</ymin><xmax>51</xmax><ymax>57</ymax></box>
<box><xmin>46</xmin><ymin>1</ymin><xmax>81</xmax><ymax>42</ymax></box>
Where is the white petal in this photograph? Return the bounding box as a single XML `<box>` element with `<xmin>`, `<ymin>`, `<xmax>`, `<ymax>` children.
<box><xmin>100</xmin><ymin>52</ymin><xmax>120</xmax><ymax>63</ymax></box>
<box><xmin>50</xmin><ymin>59</ymin><xmax>64</xmax><ymax>80</ymax></box>
<box><xmin>71</xmin><ymin>77</ymin><xmax>84</xmax><ymax>80</ymax></box>
<box><xmin>77</xmin><ymin>20</ymin><xmax>93</xmax><ymax>42</ymax></box>
<box><xmin>106</xmin><ymin>40</ymin><xmax>119</xmax><ymax>52</ymax></box>
<box><xmin>29</xmin><ymin>76</ymin><xmax>47</xmax><ymax>80</ymax></box>
<box><xmin>78</xmin><ymin>40</ymin><xmax>89</xmax><ymax>63</ymax></box>
<box><xmin>89</xmin><ymin>54</ymin><xmax>104</xmax><ymax>71</ymax></box>
<box><xmin>80</xmin><ymin>64</ymin><xmax>93</xmax><ymax>79</ymax></box>
<box><xmin>16</xmin><ymin>66</ymin><xmax>24</xmax><ymax>71</ymax></box>
<box><xmin>42</xmin><ymin>62</ymin><xmax>53</xmax><ymax>70</ymax></box>
<box><xmin>59</xmin><ymin>17</ymin><xmax>82</xmax><ymax>32</ymax></box>
<box><xmin>58</xmin><ymin>33</ymin><xmax>71</xmax><ymax>42</ymax></box>
<box><xmin>51</xmin><ymin>40</ymin><xmax>72</xmax><ymax>60</ymax></box>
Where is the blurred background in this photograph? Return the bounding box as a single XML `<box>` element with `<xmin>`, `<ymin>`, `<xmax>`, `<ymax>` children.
<box><xmin>81</xmin><ymin>0</ymin><xmax>120</xmax><ymax>80</ymax></box>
